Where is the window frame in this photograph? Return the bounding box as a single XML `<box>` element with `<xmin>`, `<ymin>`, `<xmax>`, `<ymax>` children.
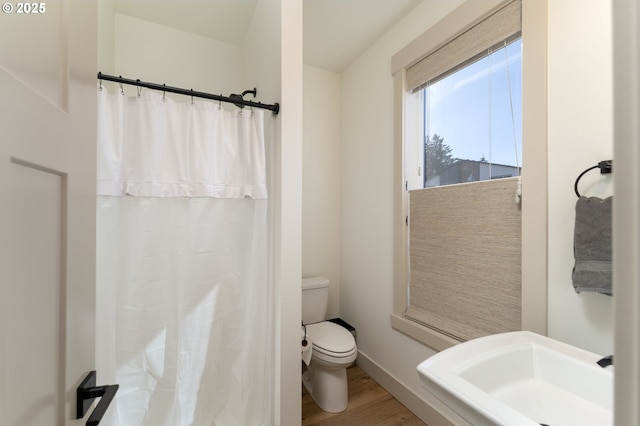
<box><xmin>391</xmin><ymin>0</ymin><xmax>548</xmax><ymax>351</ymax></box>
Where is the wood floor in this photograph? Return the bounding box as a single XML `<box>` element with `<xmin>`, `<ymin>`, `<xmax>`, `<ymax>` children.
<box><xmin>302</xmin><ymin>365</ymin><xmax>426</xmax><ymax>426</ymax></box>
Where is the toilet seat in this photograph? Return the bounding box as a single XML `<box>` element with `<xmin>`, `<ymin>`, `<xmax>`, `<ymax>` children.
<box><xmin>306</xmin><ymin>321</ymin><xmax>356</xmax><ymax>359</ymax></box>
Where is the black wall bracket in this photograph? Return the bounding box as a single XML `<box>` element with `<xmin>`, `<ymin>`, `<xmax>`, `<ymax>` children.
<box><xmin>574</xmin><ymin>160</ymin><xmax>613</xmax><ymax>197</ymax></box>
<box><xmin>77</xmin><ymin>371</ymin><xmax>119</xmax><ymax>426</ymax></box>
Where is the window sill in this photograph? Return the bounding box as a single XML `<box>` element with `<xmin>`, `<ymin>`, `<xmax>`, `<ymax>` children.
<box><xmin>390</xmin><ymin>313</ymin><xmax>460</xmax><ymax>352</ymax></box>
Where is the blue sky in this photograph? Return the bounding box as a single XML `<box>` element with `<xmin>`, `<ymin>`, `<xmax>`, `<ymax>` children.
<box><xmin>423</xmin><ymin>39</ymin><xmax>522</xmax><ymax>168</ymax></box>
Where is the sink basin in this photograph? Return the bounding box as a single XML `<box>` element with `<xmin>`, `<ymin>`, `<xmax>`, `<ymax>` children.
<box><xmin>417</xmin><ymin>331</ymin><xmax>612</xmax><ymax>426</ymax></box>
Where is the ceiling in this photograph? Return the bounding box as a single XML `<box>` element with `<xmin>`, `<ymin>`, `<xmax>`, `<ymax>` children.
<box><xmin>113</xmin><ymin>0</ymin><xmax>423</xmax><ymax>72</ymax></box>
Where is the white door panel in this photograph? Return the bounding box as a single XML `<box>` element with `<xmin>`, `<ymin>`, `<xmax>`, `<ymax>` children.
<box><xmin>8</xmin><ymin>161</ymin><xmax>64</xmax><ymax>425</ymax></box>
<box><xmin>0</xmin><ymin>1</ymin><xmax>99</xmax><ymax>425</ymax></box>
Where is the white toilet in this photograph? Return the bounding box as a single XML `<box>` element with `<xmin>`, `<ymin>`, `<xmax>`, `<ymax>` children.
<box><xmin>301</xmin><ymin>277</ymin><xmax>357</xmax><ymax>413</ymax></box>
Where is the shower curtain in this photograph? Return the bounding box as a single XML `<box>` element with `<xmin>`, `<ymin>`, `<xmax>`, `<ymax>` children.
<box><xmin>96</xmin><ymin>88</ymin><xmax>272</xmax><ymax>426</ymax></box>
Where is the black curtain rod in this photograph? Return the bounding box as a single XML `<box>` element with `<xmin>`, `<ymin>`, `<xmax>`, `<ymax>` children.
<box><xmin>97</xmin><ymin>72</ymin><xmax>280</xmax><ymax>114</ymax></box>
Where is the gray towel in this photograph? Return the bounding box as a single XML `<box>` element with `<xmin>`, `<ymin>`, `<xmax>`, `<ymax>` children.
<box><xmin>572</xmin><ymin>196</ymin><xmax>612</xmax><ymax>295</ymax></box>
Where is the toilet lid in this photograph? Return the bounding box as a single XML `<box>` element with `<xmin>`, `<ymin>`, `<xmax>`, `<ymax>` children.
<box><xmin>306</xmin><ymin>321</ymin><xmax>355</xmax><ymax>354</ymax></box>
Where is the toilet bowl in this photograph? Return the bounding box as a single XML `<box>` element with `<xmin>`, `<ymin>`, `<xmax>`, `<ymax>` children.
<box><xmin>302</xmin><ymin>321</ymin><xmax>357</xmax><ymax>413</ymax></box>
<box><xmin>301</xmin><ymin>277</ymin><xmax>357</xmax><ymax>413</ymax></box>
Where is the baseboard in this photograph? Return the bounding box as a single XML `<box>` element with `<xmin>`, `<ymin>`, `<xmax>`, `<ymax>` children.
<box><xmin>355</xmin><ymin>351</ymin><xmax>466</xmax><ymax>426</ymax></box>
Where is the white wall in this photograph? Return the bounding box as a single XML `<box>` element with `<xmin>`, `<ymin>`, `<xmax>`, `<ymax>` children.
<box><xmin>302</xmin><ymin>65</ymin><xmax>341</xmax><ymax>320</ymax></box>
<box><xmin>334</xmin><ymin>0</ymin><xmax>615</xmax><ymax>420</ymax></box>
<box><xmin>243</xmin><ymin>0</ymin><xmax>281</xmax><ymax>107</ymax></box>
<box><xmin>113</xmin><ymin>14</ymin><xmax>243</xmax><ymax>100</ymax></box>
<box><xmin>547</xmin><ymin>0</ymin><xmax>613</xmax><ymax>354</ymax></box>
<box><xmin>338</xmin><ymin>0</ymin><xmax>463</xmax><ymax>413</ymax></box>
<box><xmin>98</xmin><ymin>0</ymin><xmax>115</xmax><ymax>74</ymax></box>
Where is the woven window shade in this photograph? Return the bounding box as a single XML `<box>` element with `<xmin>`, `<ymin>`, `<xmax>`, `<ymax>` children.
<box><xmin>406</xmin><ymin>0</ymin><xmax>521</xmax><ymax>92</ymax></box>
<box><xmin>407</xmin><ymin>178</ymin><xmax>522</xmax><ymax>341</ymax></box>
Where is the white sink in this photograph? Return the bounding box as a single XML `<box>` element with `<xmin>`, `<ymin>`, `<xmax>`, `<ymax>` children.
<box><xmin>417</xmin><ymin>331</ymin><xmax>612</xmax><ymax>426</ymax></box>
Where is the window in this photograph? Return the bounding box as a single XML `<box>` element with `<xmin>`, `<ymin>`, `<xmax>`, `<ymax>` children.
<box><xmin>418</xmin><ymin>37</ymin><xmax>521</xmax><ymax>188</ymax></box>
<box><xmin>392</xmin><ymin>0</ymin><xmax>526</xmax><ymax>349</ymax></box>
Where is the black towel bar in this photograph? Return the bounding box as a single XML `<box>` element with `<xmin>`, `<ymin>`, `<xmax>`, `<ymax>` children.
<box><xmin>574</xmin><ymin>160</ymin><xmax>613</xmax><ymax>198</ymax></box>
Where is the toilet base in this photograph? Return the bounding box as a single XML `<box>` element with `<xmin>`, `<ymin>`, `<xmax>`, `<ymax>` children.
<box><xmin>302</xmin><ymin>363</ymin><xmax>348</xmax><ymax>413</ymax></box>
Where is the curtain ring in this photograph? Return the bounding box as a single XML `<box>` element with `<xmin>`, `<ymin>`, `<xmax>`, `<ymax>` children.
<box><xmin>190</xmin><ymin>89</ymin><xmax>194</xmax><ymax>106</ymax></box>
<box><xmin>137</xmin><ymin>86</ymin><xmax>142</xmax><ymax>98</ymax></box>
<box><xmin>99</xmin><ymin>79</ymin><xmax>103</xmax><ymax>91</ymax></box>
<box><xmin>218</xmin><ymin>96</ymin><xmax>222</xmax><ymax>110</ymax></box>
<box><xmin>162</xmin><ymin>84</ymin><xmax>166</xmax><ymax>102</ymax></box>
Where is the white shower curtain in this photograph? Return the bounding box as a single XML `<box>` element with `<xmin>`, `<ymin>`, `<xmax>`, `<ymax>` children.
<box><xmin>96</xmin><ymin>88</ymin><xmax>272</xmax><ymax>426</ymax></box>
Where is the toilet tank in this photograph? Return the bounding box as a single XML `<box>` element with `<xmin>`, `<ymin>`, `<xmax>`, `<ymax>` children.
<box><xmin>301</xmin><ymin>277</ymin><xmax>329</xmax><ymax>325</ymax></box>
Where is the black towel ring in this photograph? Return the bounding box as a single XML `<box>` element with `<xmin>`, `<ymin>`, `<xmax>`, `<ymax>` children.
<box><xmin>574</xmin><ymin>160</ymin><xmax>613</xmax><ymax>198</ymax></box>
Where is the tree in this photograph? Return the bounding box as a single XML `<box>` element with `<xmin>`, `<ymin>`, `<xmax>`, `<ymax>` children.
<box><xmin>424</xmin><ymin>133</ymin><xmax>455</xmax><ymax>182</ymax></box>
